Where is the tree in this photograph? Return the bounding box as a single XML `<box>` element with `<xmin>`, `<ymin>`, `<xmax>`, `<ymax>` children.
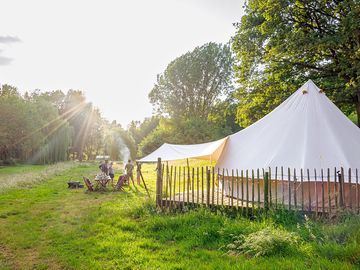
<box><xmin>149</xmin><ymin>42</ymin><xmax>234</xmax><ymax>119</ymax></box>
<box><xmin>103</xmin><ymin>120</ymin><xmax>136</xmax><ymax>161</ymax></box>
<box><xmin>128</xmin><ymin>116</ymin><xmax>160</xmax><ymax>155</ymax></box>
<box><xmin>0</xmin><ymin>86</ymin><xmax>72</xmax><ymax>164</ymax></box>
<box><xmin>232</xmin><ymin>0</ymin><xmax>360</xmax><ymax>127</ymax></box>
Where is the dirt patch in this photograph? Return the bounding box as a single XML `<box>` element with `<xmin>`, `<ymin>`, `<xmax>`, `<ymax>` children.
<box><xmin>0</xmin><ymin>245</ymin><xmax>63</xmax><ymax>270</ymax></box>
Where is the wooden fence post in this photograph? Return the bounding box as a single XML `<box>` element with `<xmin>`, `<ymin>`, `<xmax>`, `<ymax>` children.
<box><xmin>339</xmin><ymin>168</ymin><xmax>344</xmax><ymax>208</ymax></box>
<box><xmin>156</xmin><ymin>158</ymin><xmax>162</xmax><ymax>208</ymax></box>
<box><xmin>349</xmin><ymin>168</ymin><xmax>352</xmax><ymax>210</ymax></box>
<box><xmin>264</xmin><ymin>172</ymin><xmax>269</xmax><ymax>212</ymax></box>
<box><xmin>206</xmin><ymin>168</ymin><xmax>211</xmax><ymax>206</ymax></box>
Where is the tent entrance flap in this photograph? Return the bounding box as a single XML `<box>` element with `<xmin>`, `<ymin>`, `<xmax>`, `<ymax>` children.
<box><xmin>139</xmin><ymin>137</ymin><xmax>228</xmax><ymax>162</ymax></box>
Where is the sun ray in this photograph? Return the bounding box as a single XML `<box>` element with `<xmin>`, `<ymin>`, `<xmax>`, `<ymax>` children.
<box><xmin>12</xmin><ymin>101</ymin><xmax>87</xmax><ymax>147</ymax></box>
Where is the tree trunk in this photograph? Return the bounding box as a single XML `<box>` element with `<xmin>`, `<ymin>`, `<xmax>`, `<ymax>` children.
<box><xmin>356</xmin><ymin>93</ymin><xmax>360</xmax><ymax>127</ymax></box>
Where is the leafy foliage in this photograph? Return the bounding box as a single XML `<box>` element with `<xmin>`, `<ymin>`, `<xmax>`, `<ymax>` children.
<box><xmin>149</xmin><ymin>42</ymin><xmax>234</xmax><ymax>120</ymax></box>
<box><xmin>232</xmin><ymin>0</ymin><xmax>360</xmax><ymax>127</ymax></box>
<box><xmin>0</xmin><ymin>84</ymin><xmax>135</xmax><ymax>163</ymax></box>
<box><xmin>137</xmin><ymin>116</ymin><xmax>240</xmax><ymax>157</ymax></box>
<box><xmin>226</xmin><ymin>227</ymin><xmax>299</xmax><ymax>257</ymax></box>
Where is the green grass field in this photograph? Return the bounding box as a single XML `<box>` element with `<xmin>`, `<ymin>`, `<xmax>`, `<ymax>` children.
<box><xmin>0</xmin><ymin>162</ymin><xmax>359</xmax><ymax>269</ymax></box>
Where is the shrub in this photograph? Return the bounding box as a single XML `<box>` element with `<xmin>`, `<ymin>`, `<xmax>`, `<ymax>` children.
<box><xmin>296</xmin><ymin>215</ymin><xmax>324</xmax><ymax>243</ymax></box>
<box><xmin>2</xmin><ymin>158</ymin><xmax>17</xmax><ymax>165</ymax></box>
<box><xmin>227</xmin><ymin>227</ymin><xmax>299</xmax><ymax>257</ymax></box>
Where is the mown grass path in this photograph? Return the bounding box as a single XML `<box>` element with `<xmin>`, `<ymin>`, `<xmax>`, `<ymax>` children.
<box><xmin>0</xmin><ymin>162</ymin><xmax>359</xmax><ymax>269</ymax></box>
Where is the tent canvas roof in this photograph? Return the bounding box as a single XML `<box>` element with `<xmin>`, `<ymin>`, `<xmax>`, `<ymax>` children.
<box><xmin>216</xmin><ymin>80</ymin><xmax>360</xmax><ymax>172</ymax></box>
<box><xmin>139</xmin><ymin>137</ymin><xmax>228</xmax><ymax>162</ymax></box>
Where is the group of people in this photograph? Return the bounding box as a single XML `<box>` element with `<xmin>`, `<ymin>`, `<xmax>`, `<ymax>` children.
<box><xmin>98</xmin><ymin>159</ymin><xmax>142</xmax><ymax>186</ymax></box>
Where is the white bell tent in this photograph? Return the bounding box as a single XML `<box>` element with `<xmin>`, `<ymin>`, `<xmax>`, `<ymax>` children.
<box><xmin>140</xmin><ymin>80</ymin><xmax>360</xmax><ymax>206</ymax></box>
<box><xmin>141</xmin><ymin>80</ymin><xmax>360</xmax><ymax>173</ymax></box>
<box><xmin>216</xmin><ymin>79</ymin><xmax>360</xmax><ymax>177</ymax></box>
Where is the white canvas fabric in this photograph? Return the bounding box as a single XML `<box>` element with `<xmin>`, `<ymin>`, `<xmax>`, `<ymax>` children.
<box><xmin>216</xmin><ymin>80</ymin><xmax>360</xmax><ymax>181</ymax></box>
<box><xmin>139</xmin><ymin>137</ymin><xmax>228</xmax><ymax>162</ymax></box>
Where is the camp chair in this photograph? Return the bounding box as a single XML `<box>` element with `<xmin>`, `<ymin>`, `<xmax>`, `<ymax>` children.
<box><xmin>83</xmin><ymin>177</ymin><xmax>94</xmax><ymax>192</ymax></box>
<box><xmin>113</xmin><ymin>175</ymin><xmax>127</xmax><ymax>191</ymax></box>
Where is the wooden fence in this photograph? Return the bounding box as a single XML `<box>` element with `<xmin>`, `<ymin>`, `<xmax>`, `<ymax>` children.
<box><xmin>155</xmin><ymin>158</ymin><xmax>360</xmax><ymax>217</ymax></box>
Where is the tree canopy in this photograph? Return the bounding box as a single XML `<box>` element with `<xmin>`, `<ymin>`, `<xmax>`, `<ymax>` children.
<box><xmin>232</xmin><ymin>0</ymin><xmax>360</xmax><ymax>127</ymax></box>
<box><xmin>149</xmin><ymin>42</ymin><xmax>234</xmax><ymax>119</ymax></box>
<box><xmin>0</xmin><ymin>84</ymin><xmax>136</xmax><ymax>164</ymax></box>
<box><xmin>138</xmin><ymin>43</ymin><xmax>241</xmax><ymax>157</ymax></box>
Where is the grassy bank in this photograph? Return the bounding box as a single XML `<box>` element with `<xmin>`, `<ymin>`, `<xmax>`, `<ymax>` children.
<box><xmin>0</xmin><ymin>162</ymin><xmax>359</xmax><ymax>269</ymax></box>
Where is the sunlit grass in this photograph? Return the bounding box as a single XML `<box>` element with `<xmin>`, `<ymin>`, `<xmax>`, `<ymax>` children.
<box><xmin>0</xmin><ymin>162</ymin><xmax>78</xmax><ymax>191</ymax></box>
<box><xmin>0</xmin><ymin>162</ymin><xmax>359</xmax><ymax>269</ymax></box>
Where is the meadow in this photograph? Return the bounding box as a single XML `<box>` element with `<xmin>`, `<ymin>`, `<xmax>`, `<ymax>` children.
<box><xmin>0</xmin><ymin>161</ymin><xmax>359</xmax><ymax>270</ymax></box>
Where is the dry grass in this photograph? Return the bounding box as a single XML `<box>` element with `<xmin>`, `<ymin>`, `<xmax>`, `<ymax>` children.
<box><xmin>0</xmin><ymin>162</ymin><xmax>78</xmax><ymax>192</ymax></box>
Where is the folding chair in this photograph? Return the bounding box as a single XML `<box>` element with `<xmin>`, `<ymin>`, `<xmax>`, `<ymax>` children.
<box><xmin>113</xmin><ymin>175</ymin><xmax>127</xmax><ymax>191</ymax></box>
<box><xmin>83</xmin><ymin>177</ymin><xmax>94</xmax><ymax>192</ymax></box>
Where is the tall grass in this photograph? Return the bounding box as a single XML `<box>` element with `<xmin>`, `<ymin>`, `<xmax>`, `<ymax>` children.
<box><xmin>0</xmin><ymin>162</ymin><xmax>80</xmax><ymax>191</ymax></box>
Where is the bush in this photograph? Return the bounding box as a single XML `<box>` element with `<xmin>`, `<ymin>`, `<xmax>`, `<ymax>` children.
<box><xmin>2</xmin><ymin>158</ymin><xmax>17</xmax><ymax>165</ymax></box>
<box><xmin>227</xmin><ymin>227</ymin><xmax>299</xmax><ymax>257</ymax></box>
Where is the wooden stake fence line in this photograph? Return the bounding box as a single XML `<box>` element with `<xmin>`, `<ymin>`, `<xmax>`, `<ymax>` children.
<box><xmin>155</xmin><ymin>159</ymin><xmax>360</xmax><ymax>217</ymax></box>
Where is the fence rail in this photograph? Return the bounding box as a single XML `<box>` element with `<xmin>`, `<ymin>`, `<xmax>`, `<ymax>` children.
<box><xmin>155</xmin><ymin>158</ymin><xmax>360</xmax><ymax>217</ymax></box>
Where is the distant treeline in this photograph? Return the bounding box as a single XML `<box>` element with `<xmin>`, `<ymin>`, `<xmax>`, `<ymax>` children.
<box><xmin>0</xmin><ymin>85</ymin><xmax>135</xmax><ymax>164</ymax></box>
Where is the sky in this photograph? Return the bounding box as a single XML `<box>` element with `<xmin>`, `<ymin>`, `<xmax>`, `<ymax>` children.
<box><xmin>0</xmin><ymin>0</ymin><xmax>245</xmax><ymax>127</ymax></box>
